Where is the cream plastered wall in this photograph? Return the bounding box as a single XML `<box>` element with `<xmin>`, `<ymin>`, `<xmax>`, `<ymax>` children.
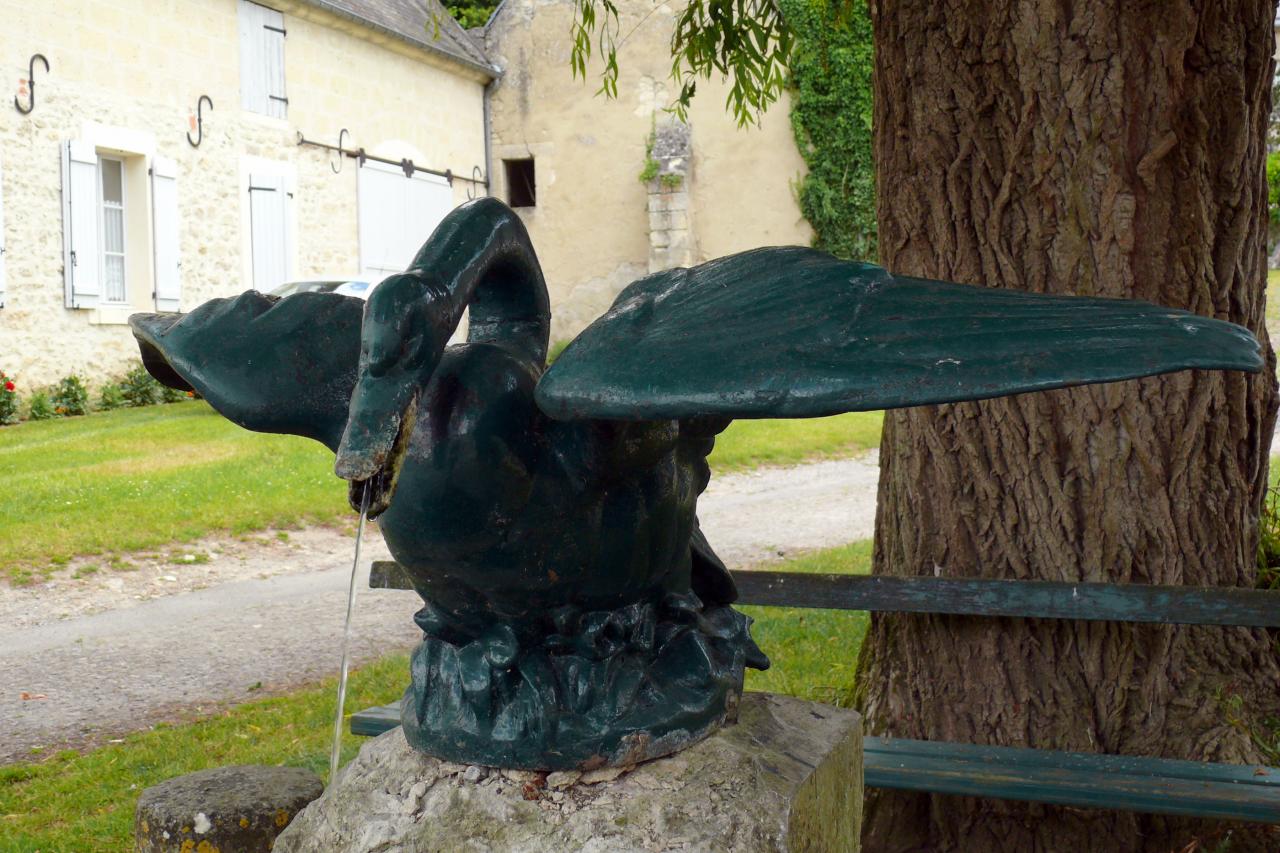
<box><xmin>485</xmin><ymin>0</ymin><xmax>812</xmax><ymax>345</ymax></box>
<box><xmin>0</xmin><ymin>0</ymin><xmax>488</xmax><ymax>389</ymax></box>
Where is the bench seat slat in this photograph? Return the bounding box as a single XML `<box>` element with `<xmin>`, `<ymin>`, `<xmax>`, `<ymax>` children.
<box><xmin>351</xmin><ymin>702</ymin><xmax>400</xmax><ymax>738</ymax></box>
<box><xmin>369</xmin><ymin>562</ymin><xmax>1280</xmax><ymax>627</ymax></box>
<box><xmin>865</xmin><ymin>737</ymin><xmax>1278</xmax><ymax>788</ymax></box>
<box><xmin>865</xmin><ymin>737</ymin><xmax>1280</xmax><ymax>824</ymax></box>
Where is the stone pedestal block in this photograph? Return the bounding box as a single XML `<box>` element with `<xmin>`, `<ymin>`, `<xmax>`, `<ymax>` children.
<box><xmin>134</xmin><ymin>764</ymin><xmax>323</xmax><ymax>852</ymax></box>
<box><xmin>274</xmin><ymin>693</ymin><xmax>862</xmax><ymax>852</ymax></box>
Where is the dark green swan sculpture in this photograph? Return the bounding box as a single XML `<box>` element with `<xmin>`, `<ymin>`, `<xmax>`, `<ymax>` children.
<box><xmin>130</xmin><ymin>198</ymin><xmax>1261</xmax><ymax>770</ymax></box>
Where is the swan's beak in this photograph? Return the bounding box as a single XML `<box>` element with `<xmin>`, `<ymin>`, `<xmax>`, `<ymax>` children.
<box><xmin>335</xmin><ymin>271</ymin><xmax>450</xmax><ymax>517</ymax></box>
<box><xmin>335</xmin><ymin>368</ymin><xmax>421</xmax><ymax>518</ymax></box>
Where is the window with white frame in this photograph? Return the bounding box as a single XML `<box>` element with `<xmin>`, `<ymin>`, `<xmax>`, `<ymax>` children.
<box><xmin>239</xmin><ymin>0</ymin><xmax>287</xmax><ymax>118</ymax></box>
<box><xmin>98</xmin><ymin>156</ymin><xmax>127</xmax><ymax>303</ymax></box>
<box><xmin>62</xmin><ymin>139</ymin><xmax>180</xmax><ymax>314</ymax></box>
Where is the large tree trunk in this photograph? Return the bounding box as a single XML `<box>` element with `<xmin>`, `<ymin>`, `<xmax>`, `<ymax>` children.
<box><xmin>856</xmin><ymin>2</ymin><xmax>1280</xmax><ymax>850</ymax></box>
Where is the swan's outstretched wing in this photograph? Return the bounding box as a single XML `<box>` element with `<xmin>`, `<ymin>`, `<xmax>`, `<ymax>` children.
<box><xmin>535</xmin><ymin>248</ymin><xmax>1263</xmax><ymax>421</ymax></box>
<box><xmin>130</xmin><ymin>291</ymin><xmax>364</xmax><ymax>451</ymax></box>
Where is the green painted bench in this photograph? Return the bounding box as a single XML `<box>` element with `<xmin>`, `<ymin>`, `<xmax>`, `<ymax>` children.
<box><xmin>355</xmin><ymin>560</ymin><xmax>1280</xmax><ymax>824</ymax></box>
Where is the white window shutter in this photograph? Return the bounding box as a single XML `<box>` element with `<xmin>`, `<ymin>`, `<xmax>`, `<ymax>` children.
<box><xmin>151</xmin><ymin>157</ymin><xmax>180</xmax><ymax>312</ymax></box>
<box><xmin>239</xmin><ymin>1</ymin><xmax>268</xmax><ymax>114</ymax></box>
<box><xmin>239</xmin><ymin>1</ymin><xmax>286</xmax><ymax>118</ymax></box>
<box><xmin>0</xmin><ymin>159</ymin><xmax>6</xmax><ymax>309</ymax></box>
<box><xmin>249</xmin><ymin>173</ymin><xmax>289</xmax><ymax>291</ymax></box>
<box><xmin>263</xmin><ymin>7</ymin><xmax>287</xmax><ymax>119</ymax></box>
<box><xmin>62</xmin><ymin>140</ymin><xmax>100</xmax><ymax>309</ymax></box>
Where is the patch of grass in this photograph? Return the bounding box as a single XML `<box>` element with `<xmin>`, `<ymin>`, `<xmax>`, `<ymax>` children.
<box><xmin>108</xmin><ymin>556</ymin><xmax>135</xmax><ymax>572</ymax></box>
<box><xmin>166</xmin><ymin>552</ymin><xmax>210</xmax><ymax>566</ymax></box>
<box><xmin>710</xmin><ymin>412</ymin><xmax>883</xmax><ymax>472</ymax></box>
<box><xmin>0</xmin><ymin>402</ymin><xmax>347</xmax><ymax>584</ymax></box>
<box><xmin>743</xmin><ymin>539</ymin><xmax>872</xmax><ymax>706</ymax></box>
<box><xmin>0</xmin><ymin>542</ymin><xmax>872</xmax><ymax>851</ymax></box>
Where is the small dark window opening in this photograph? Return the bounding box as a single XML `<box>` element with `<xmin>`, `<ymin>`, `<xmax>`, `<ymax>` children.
<box><xmin>504</xmin><ymin>158</ymin><xmax>536</xmax><ymax>207</ymax></box>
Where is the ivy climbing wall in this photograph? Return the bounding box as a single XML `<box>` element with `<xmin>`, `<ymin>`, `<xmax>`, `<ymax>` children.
<box><xmin>781</xmin><ymin>0</ymin><xmax>878</xmax><ymax>261</ymax></box>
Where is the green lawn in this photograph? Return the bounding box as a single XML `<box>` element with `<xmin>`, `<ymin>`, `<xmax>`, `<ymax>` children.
<box><xmin>741</xmin><ymin>539</ymin><xmax>872</xmax><ymax>706</ymax></box>
<box><xmin>0</xmin><ymin>403</ymin><xmax>883</xmax><ymax>583</ymax></box>
<box><xmin>710</xmin><ymin>412</ymin><xmax>882</xmax><ymax>471</ymax></box>
<box><xmin>0</xmin><ymin>541</ymin><xmax>872</xmax><ymax>852</ymax></box>
<box><xmin>0</xmin><ymin>402</ymin><xmax>347</xmax><ymax>584</ymax></box>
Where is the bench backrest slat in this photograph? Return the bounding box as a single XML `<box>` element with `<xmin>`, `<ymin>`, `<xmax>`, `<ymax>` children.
<box><xmin>370</xmin><ymin>561</ymin><xmax>1280</xmax><ymax>628</ymax></box>
<box><xmin>733</xmin><ymin>572</ymin><xmax>1280</xmax><ymax>627</ymax></box>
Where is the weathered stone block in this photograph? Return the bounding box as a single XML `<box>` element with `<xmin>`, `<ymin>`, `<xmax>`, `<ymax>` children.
<box><xmin>649</xmin><ymin>191</ymin><xmax>690</xmax><ymax>212</ymax></box>
<box><xmin>274</xmin><ymin>693</ymin><xmax>862</xmax><ymax>852</ymax></box>
<box><xmin>134</xmin><ymin>764</ymin><xmax>322</xmax><ymax>852</ymax></box>
<box><xmin>649</xmin><ymin>209</ymin><xmax>690</xmax><ymax>232</ymax></box>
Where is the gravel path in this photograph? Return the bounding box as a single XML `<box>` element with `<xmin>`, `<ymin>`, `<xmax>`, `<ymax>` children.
<box><xmin>0</xmin><ymin>452</ymin><xmax>880</xmax><ymax>763</ymax></box>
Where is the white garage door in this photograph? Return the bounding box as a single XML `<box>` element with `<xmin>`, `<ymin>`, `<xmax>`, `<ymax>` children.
<box><xmin>358</xmin><ymin>161</ymin><xmax>454</xmax><ymax>283</ymax></box>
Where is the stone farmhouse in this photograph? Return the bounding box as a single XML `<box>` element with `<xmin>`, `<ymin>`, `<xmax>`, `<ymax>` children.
<box><xmin>0</xmin><ymin>0</ymin><xmax>810</xmax><ymax>388</ymax></box>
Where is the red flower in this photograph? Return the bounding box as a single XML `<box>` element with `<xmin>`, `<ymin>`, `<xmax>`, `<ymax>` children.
<box><xmin>3</xmin><ymin>381</ymin><xmax>13</xmax><ymax>392</ymax></box>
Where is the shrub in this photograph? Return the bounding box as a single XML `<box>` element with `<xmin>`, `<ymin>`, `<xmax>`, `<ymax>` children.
<box><xmin>781</xmin><ymin>0</ymin><xmax>877</xmax><ymax>260</ymax></box>
<box><xmin>159</xmin><ymin>383</ymin><xmax>189</xmax><ymax>404</ymax></box>
<box><xmin>442</xmin><ymin>0</ymin><xmax>497</xmax><ymax>28</ymax></box>
<box><xmin>98</xmin><ymin>381</ymin><xmax>127</xmax><ymax>411</ymax></box>
<box><xmin>121</xmin><ymin>364</ymin><xmax>162</xmax><ymax>407</ymax></box>
<box><xmin>51</xmin><ymin>374</ymin><xmax>89</xmax><ymax>417</ymax></box>
<box><xmin>0</xmin><ymin>370</ymin><xmax>19</xmax><ymax>425</ymax></box>
<box><xmin>27</xmin><ymin>390</ymin><xmax>55</xmax><ymax>421</ymax></box>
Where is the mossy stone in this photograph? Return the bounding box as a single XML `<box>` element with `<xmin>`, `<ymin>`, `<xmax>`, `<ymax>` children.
<box><xmin>134</xmin><ymin>764</ymin><xmax>322</xmax><ymax>852</ymax></box>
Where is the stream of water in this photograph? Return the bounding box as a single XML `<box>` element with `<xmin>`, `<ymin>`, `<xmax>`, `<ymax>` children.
<box><xmin>330</xmin><ymin>488</ymin><xmax>370</xmax><ymax>782</ymax></box>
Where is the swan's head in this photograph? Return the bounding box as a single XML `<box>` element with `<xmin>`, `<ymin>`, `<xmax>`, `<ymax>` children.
<box><xmin>335</xmin><ymin>269</ymin><xmax>455</xmax><ymax>517</ymax></box>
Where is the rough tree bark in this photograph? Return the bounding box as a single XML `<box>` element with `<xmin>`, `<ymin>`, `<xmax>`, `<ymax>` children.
<box><xmin>855</xmin><ymin>2</ymin><xmax>1280</xmax><ymax>850</ymax></box>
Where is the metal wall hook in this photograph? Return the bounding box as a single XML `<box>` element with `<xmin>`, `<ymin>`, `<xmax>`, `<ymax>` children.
<box><xmin>186</xmin><ymin>95</ymin><xmax>213</xmax><ymax>147</ymax></box>
<box><xmin>332</xmin><ymin>129</ymin><xmax>349</xmax><ymax>173</ymax></box>
<box><xmin>467</xmin><ymin>166</ymin><xmax>485</xmax><ymax>199</ymax></box>
<box><xmin>14</xmin><ymin>53</ymin><xmax>49</xmax><ymax>115</ymax></box>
